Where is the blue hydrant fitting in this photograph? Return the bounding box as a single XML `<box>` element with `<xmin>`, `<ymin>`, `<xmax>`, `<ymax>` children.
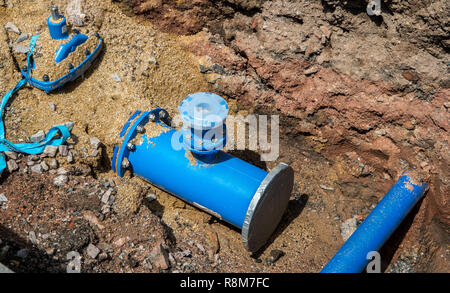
<box><xmin>321</xmin><ymin>172</ymin><xmax>428</xmax><ymax>273</ymax></box>
<box><xmin>47</xmin><ymin>7</ymin><xmax>69</xmax><ymax>40</ymax></box>
<box><xmin>112</xmin><ymin>93</ymin><xmax>294</xmax><ymax>252</ymax></box>
<box><xmin>179</xmin><ymin>92</ymin><xmax>228</xmax><ymax>156</ymax></box>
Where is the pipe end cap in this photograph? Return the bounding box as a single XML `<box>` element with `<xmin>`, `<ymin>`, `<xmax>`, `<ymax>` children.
<box><xmin>242</xmin><ymin>163</ymin><xmax>294</xmax><ymax>253</ymax></box>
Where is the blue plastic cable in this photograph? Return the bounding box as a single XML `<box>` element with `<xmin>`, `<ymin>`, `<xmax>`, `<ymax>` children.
<box><xmin>0</xmin><ymin>35</ymin><xmax>70</xmax><ymax>173</ymax></box>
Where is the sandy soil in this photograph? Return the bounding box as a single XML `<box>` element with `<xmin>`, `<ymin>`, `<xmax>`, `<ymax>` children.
<box><xmin>0</xmin><ymin>0</ymin><xmax>448</xmax><ymax>273</ymax></box>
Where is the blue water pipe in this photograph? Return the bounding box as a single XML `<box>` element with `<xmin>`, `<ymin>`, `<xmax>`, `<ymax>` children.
<box><xmin>321</xmin><ymin>172</ymin><xmax>428</xmax><ymax>273</ymax></box>
<box><xmin>112</xmin><ymin>93</ymin><xmax>294</xmax><ymax>252</ymax></box>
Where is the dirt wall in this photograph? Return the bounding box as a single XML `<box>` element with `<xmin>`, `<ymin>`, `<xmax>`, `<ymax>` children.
<box><xmin>131</xmin><ymin>0</ymin><xmax>449</xmax><ymax>271</ymax></box>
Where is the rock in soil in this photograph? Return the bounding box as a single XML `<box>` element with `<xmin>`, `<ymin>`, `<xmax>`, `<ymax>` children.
<box><xmin>340</xmin><ymin>218</ymin><xmax>358</xmax><ymax>242</ymax></box>
<box><xmin>53</xmin><ymin>175</ymin><xmax>69</xmax><ymax>187</ymax></box>
<box><xmin>29</xmin><ymin>130</ymin><xmax>45</xmax><ymax>143</ymax></box>
<box><xmin>149</xmin><ymin>243</ymin><xmax>170</xmax><ymax>270</ymax></box>
<box><xmin>87</xmin><ymin>243</ymin><xmax>101</xmax><ymax>259</ymax></box>
<box><xmin>7</xmin><ymin>160</ymin><xmax>19</xmax><ymax>173</ymax></box>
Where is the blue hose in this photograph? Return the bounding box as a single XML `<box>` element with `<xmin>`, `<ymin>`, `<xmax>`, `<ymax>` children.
<box><xmin>321</xmin><ymin>172</ymin><xmax>428</xmax><ymax>273</ymax></box>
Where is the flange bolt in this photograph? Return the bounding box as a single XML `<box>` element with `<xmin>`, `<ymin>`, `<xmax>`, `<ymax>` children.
<box><xmin>126</xmin><ymin>143</ymin><xmax>136</xmax><ymax>151</ymax></box>
<box><xmin>159</xmin><ymin>111</ymin><xmax>167</xmax><ymax>120</ymax></box>
<box><xmin>51</xmin><ymin>7</ymin><xmax>60</xmax><ymax>20</ymax></box>
<box><xmin>136</xmin><ymin>125</ymin><xmax>145</xmax><ymax>134</ymax></box>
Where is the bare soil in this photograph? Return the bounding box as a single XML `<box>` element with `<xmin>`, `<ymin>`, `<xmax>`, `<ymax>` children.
<box><xmin>0</xmin><ymin>0</ymin><xmax>448</xmax><ymax>273</ymax></box>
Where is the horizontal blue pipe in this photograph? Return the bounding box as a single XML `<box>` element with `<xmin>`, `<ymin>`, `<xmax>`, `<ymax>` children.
<box><xmin>128</xmin><ymin>128</ymin><xmax>268</xmax><ymax>228</ymax></box>
<box><xmin>321</xmin><ymin>172</ymin><xmax>428</xmax><ymax>273</ymax></box>
<box><xmin>113</xmin><ymin>110</ymin><xmax>269</xmax><ymax>228</ymax></box>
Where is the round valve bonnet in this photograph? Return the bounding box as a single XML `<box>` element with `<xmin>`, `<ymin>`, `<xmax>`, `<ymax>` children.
<box><xmin>178</xmin><ymin>92</ymin><xmax>229</xmax><ymax>129</ymax></box>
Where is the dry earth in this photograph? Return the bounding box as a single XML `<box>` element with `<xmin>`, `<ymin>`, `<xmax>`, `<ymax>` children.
<box><xmin>0</xmin><ymin>0</ymin><xmax>448</xmax><ymax>273</ymax></box>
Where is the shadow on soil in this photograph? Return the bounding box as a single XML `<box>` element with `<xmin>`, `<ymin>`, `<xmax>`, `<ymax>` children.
<box><xmin>250</xmin><ymin>194</ymin><xmax>309</xmax><ymax>259</ymax></box>
<box><xmin>377</xmin><ymin>196</ymin><xmax>426</xmax><ymax>272</ymax></box>
<box><xmin>0</xmin><ymin>225</ymin><xmax>66</xmax><ymax>273</ymax></box>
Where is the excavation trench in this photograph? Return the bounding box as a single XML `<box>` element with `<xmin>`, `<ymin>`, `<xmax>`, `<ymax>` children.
<box><xmin>0</xmin><ymin>0</ymin><xmax>448</xmax><ymax>272</ymax></box>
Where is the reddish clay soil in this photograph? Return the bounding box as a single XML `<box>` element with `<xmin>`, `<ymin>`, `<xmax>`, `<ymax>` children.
<box><xmin>130</xmin><ymin>0</ymin><xmax>449</xmax><ymax>272</ymax></box>
<box><xmin>0</xmin><ymin>0</ymin><xmax>448</xmax><ymax>273</ymax></box>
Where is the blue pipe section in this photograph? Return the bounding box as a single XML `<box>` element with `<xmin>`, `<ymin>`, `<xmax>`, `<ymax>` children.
<box><xmin>112</xmin><ymin>96</ymin><xmax>294</xmax><ymax>252</ymax></box>
<box><xmin>132</xmin><ymin>129</ymin><xmax>267</xmax><ymax>228</ymax></box>
<box><xmin>321</xmin><ymin>172</ymin><xmax>428</xmax><ymax>273</ymax></box>
<box><xmin>55</xmin><ymin>33</ymin><xmax>89</xmax><ymax>63</ymax></box>
<box><xmin>113</xmin><ymin>110</ymin><xmax>267</xmax><ymax>228</ymax></box>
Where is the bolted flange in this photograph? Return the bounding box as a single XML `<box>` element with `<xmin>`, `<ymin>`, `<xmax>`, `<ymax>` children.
<box><xmin>126</xmin><ymin>143</ymin><xmax>136</xmax><ymax>151</ymax></box>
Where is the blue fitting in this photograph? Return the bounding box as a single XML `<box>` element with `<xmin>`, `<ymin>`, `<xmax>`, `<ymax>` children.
<box><xmin>321</xmin><ymin>172</ymin><xmax>428</xmax><ymax>273</ymax></box>
<box><xmin>112</xmin><ymin>94</ymin><xmax>294</xmax><ymax>252</ymax></box>
<box><xmin>47</xmin><ymin>7</ymin><xmax>69</xmax><ymax>40</ymax></box>
<box><xmin>55</xmin><ymin>33</ymin><xmax>88</xmax><ymax>63</ymax></box>
<box><xmin>179</xmin><ymin>92</ymin><xmax>229</xmax><ymax>155</ymax></box>
<box><xmin>20</xmin><ymin>35</ymin><xmax>103</xmax><ymax>92</ymax></box>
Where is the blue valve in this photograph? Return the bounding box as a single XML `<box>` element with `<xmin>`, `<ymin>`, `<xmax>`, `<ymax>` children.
<box><xmin>47</xmin><ymin>7</ymin><xmax>69</xmax><ymax>40</ymax></box>
<box><xmin>179</xmin><ymin>92</ymin><xmax>229</xmax><ymax>156</ymax></box>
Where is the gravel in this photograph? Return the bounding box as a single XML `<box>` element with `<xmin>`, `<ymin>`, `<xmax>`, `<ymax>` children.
<box><xmin>48</xmin><ymin>158</ymin><xmax>59</xmax><ymax>169</ymax></box>
<box><xmin>13</xmin><ymin>45</ymin><xmax>29</xmax><ymax>54</ymax></box>
<box><xmin>265</xmin><ymin>249</ymin><xmax>285</xmax><ymax>265</ymax></box>
<box><xmin>43</xmin><ymin>145</ymin><xmax>58</xmax><ymax>157</ymax></box>
<box><xmin>87</xmin><ymin>244</ymin><xmax>101</xmax><ymax>259</ymax></box>
<box><xmin>48</xmin><ymin>102</ymin><xmax>56</xmax><ymax>111</ymax></box>
<box><xmin>57</xmin><ymin>167</ymin><xmax>68</xmax><ymax>175</ymax></box>
<box><xmin>16</xmin><ymin>248</ymin><xmax>29</xmax><ymax>259</ymax></box>
<box><xmin>59</xmin><ymin>145</ymin><xmax>69</xmax><ymax>157</ymax></box>
<box><xmin>7</xmin><ymin>160</ymin><xmax>19</xmax><ymax>172</ymax></box>
<box><xmin>112</xmin><ymin>73</ymin><xmax>122</xmax><ymax>82</ymax></box>
<box><xmin>30</xmin><ymin>130</ymin><xmax>45</xmax><ymax>143</ymax></box>
<box><xmin>149</xmin><ymin>243</ymin><xmax>170</xmax><ymax>270</ymax></box>
<box><xmin>0</xmin><ymin>194</ymin><xmax>8</xmax><ymax>204</ymax></box>
<box><xmin>64</xmin><ymin>122</ymin><xmax>75</xmax><ymax>132</ymax></box>
<box><xmin>89</xmin><ymin>137</ymin><xmax>101</xmax><ymax>149</ymax></box>
<box><xmin>28</xmin><ymin>231</ymin><xmax>37</xmax><ymax>244</ymax></box>
<box><xmin>5</xmin><ymin>22</ymin><xmax>20</xmax><ymax>34</ymax></box>
<box><xmin>340</xmin><ymin>218</ymin><xmax>358</xmax><ymax>241</ymax></box>
<box><xmin>101</xmin><ymin>190</ymin><xmax>113</xmax><ymax>204</ymax></box>
<box><xmin>53</xmin><ymin>175</ymin><xmax>69</xmax><ymax>187</ymax></box>
<box><xmin>319</xmin><ymin>184</ymin><xmax>335</xmax><ymax>191</ymax></box>
<box><xmin>16</xmin><ymin>33</ymin><xmax>28</xmax><ymax>43</ymax></box>
<box><xmin>4</xmin><ymin>151</ymin><xmax>18</xmax><ymax>160</ymax></box>
<box><xmin>40</xmin><ymin>161</ymin><xmax>49</xmax><ymax>171</ymax></box>
<box><xmin>67</xmin><ymin>152</ymin><xmax>74</xmax><ymax>163</ymax></box>
<box><xmin>145</xmin><ymin>191</ymin><xmax>157</xmax><ymax>202</ymax></box>
<box><xmin>30</xmin><ymin>164</ymin><xmax>43</xmax><ymax>174</ymax></box>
